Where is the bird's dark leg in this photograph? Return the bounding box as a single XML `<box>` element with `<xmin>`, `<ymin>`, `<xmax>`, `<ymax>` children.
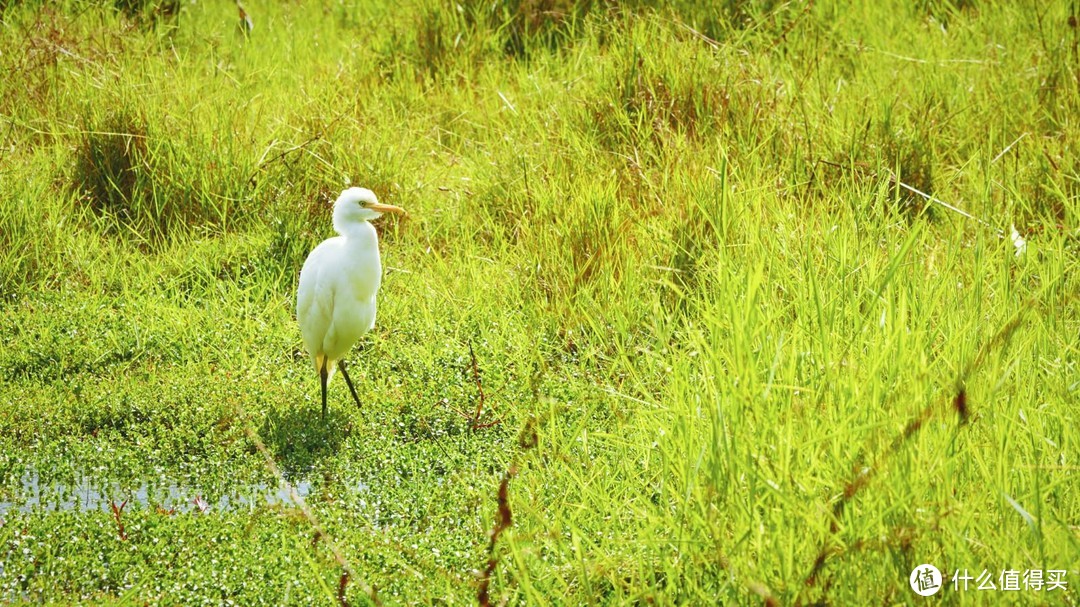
<box><xmin>320</xmin><ymin>359</ymin><xmax>329</xmax><ymax>419</ymax></box>
<box><xmin>338</xmin><ymin>360</ymin><xmax>363</xmax><ymax>411</ymax></box>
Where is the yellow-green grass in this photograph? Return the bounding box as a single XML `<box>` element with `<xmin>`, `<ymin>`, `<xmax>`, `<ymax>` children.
<box><xmin>0</xmin><ymin>0</ymin><xmax>1077</xmax><ymax>604</ymax></box>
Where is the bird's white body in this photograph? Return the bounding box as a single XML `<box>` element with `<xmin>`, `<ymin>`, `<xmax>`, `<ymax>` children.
<box><xmin>296</xmin><ymin>187</ymin><xmax>406</xmax><ymax>415</ymax></box>
<box><xmin>296</xmin><ymin>221</ymin><xmax>381</xmax><ymax>379</ymax></box>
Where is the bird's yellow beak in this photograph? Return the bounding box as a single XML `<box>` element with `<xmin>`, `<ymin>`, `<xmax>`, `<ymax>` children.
<box><xmin>369</xmin><ymin>202</ymin><xmax>408</xmax><ymax>217</ymax></box>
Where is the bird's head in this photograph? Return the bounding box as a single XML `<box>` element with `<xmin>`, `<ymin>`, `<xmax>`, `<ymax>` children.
<box><xmin>332</xmin><ymin>187</ymin><xmax>407</xmax><ymax>232</ymax></box>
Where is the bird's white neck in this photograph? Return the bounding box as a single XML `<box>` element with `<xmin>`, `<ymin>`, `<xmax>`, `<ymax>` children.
<box><xmin>334</xmin><ymin>218</ymin><xmax>378</xmax><ymax>245</ymax></box>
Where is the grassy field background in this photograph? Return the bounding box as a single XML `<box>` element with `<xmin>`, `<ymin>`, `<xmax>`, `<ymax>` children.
<box><xmin>1</xmin><ymin>0</ymin><xmax>1078</xmax><ymax>604</ymax></box>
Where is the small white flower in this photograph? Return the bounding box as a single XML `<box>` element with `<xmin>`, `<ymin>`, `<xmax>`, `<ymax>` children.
<box><xmin>1010</xmin><ymin>224</ymin><xmax>1026</xmax><ymax>257</ymax></box>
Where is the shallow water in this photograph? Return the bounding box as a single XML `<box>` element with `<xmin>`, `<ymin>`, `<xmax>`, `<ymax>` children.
<box><xmin>0</xmin><ymin>467</ymin><xmax>338</xmax><ymax>516</ymax></box>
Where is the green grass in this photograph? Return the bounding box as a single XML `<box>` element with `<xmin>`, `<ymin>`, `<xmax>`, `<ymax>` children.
<box><xmin>1</xmin><ymin>0</ymin><xmax>1078</xmax><ymax>604</ymax></box>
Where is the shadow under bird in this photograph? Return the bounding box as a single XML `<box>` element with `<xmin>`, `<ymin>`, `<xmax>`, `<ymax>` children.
<box><xmin>296</xmin><ymin>188</ymin><xmax>406</xmax><ymax>417</ymax></box>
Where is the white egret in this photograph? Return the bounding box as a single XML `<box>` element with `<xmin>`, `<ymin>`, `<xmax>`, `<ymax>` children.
<box><xmin>296</xmin><ymin>187</ymin><xmax>406</xmax><ymax>417</ymax></box>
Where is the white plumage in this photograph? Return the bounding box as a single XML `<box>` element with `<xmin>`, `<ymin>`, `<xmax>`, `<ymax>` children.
<box><xmin>296</xmin><ymin>187</ymin><xmax>406</xmax><ymax>416</ymax></box>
